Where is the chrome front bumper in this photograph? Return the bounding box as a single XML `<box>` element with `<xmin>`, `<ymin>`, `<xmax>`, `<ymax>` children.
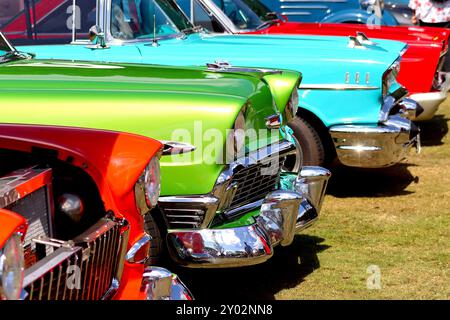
<box><xmin>409</xmin><ymin>71</ymin><xmax>450</xmax><ymax>121</ymax></box>
<box><xmin>165</xmin><ymin>167</ymin><xmax>330</xmax><ymax>268</ymax></box>
<box><xmin>141</xmin><ymin>267</ymin><xmax>194</xmax><ymax>300</ymax></box>
<box><xmin>329</xmin><ymin>115</ymin><xmax>420</xmax><ymax>168</ymax></box>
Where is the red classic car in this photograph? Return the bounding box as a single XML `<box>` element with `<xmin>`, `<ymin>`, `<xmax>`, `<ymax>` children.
<box><xmin>184</xmin><ymin>0</ymin><xmax>450</xmax><ymax>121</ymax></box>
<box><xmin>0</xmin><ymin>124</ymin><xmax>192</xmax><ymax>300</ymax></box>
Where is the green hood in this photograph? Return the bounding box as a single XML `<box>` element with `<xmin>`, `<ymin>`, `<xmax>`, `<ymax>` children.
<box><xmin>0</xmin><ymin>59</ymin><xmax>299</xmax><ymax>195</ymax></box>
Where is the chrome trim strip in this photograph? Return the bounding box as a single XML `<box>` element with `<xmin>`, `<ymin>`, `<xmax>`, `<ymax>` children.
<box><xmin>281</xmin><ymin>12</ymin><xmax>312</xmax><ymax>15</ymax></box>
<box><xmin>223</xmin><ymin>199</ymin><xmax>264</xmax><ymax>218</ymax></box>
<box><xmin>299</xmin><ymin>84</ymin><xmax>379</xmax><ymax>90</ymax></box>
<box><xmin>158</xmin><ymin>196</ymin><xmax>218</xmax><ymax>205</ymax></box>
<box><xmin>160</xmin><ymin>141</ymin><xmax>196</xmax><ymax>156</ymax></box>
<box><xmin>196</xmin><ymin>0</ymin><xmax>242</xmax><ymax>33</ymax></box>
<box><xmin>0</xmin><ymin>31</ymin><xmax>16</xmax><ymax>52</ymax></box>
<box><xmin>126</xmin><ymin>233</ymin><xmax>152</xmax><ymax>264</ymax></box>
<box><xmin>280</xmin><ymin>5</ymin><xmax>328</xmax><ymax>9</ymax></box>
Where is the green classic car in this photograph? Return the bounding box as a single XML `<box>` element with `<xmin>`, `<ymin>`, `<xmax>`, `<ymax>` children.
<box><xmin>0</xmin><ymin>32</ymin><xmax>330</xmax><ymax>268</ymax></box>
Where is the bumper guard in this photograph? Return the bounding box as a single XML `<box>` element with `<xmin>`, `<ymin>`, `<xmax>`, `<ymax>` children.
<box><xmin>166</xmin><ymin>167</ymin><xmax>330</xmax><ymax>268</ymax></box>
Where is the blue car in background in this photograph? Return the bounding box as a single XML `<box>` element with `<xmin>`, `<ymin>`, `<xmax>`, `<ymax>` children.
<box><xmin>385</xmin><ymin>0</ymin><xmax>414</xmax><ymax>25</ymax></box>
<box><xmin>259</xmin><ymin>0</ymin><xmax>399</xmax><ymax>25</ymax></box>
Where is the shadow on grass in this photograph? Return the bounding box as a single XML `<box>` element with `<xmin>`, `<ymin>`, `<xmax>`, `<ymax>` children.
<box><xmin>327</xmin><ymin>163</ymin><xmax>418</xmax><ymax>198</ymax></box>
<box><xmin>417</xmin><ymin>114</ymin><xmax>449</xmax><ymax>147</ymax></box>
<box><xmin>174</xmin><ymin>235</ymin><xmax>329</xmax><ymax>300</ymax></box>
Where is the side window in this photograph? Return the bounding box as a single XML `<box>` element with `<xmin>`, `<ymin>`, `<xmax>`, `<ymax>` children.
<box><xmin>110</xmin><ymin>0</ymin><xmax>180</xmax><ymax>40</ymax></box>
<box><xmin>1</xmin><ymin>0</ymin><xmax>96</xmax><ymax>46</ymax></box>
<box><xmin>190</xmin><ymin>0</ymin><xmax>225</xmax><ymax>33</ymax></box>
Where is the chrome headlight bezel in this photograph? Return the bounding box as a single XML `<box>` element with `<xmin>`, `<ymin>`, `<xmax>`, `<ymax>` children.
<box><xmin>135</xmin><ymin>154</ymin><xmax>162</xmax><ymax>215</ymax></box>
<box><xmin>0</xmin><ymin>233</ymin><xmax>24</xmax><ymax>300</ymax></box>
<box><xmin>226</xmin><ymin>110</ymin><xmax>246</xmax><ymax>161</ymax></box>
<box><xmin>144</xmin><ymin>156</ymin><xmax>161</xmax><ymax>209</ymax></box>
<box><xmin>284</xmin><ymin>88</ymin><xmax>299</xmax><ymax>123</ymax></box>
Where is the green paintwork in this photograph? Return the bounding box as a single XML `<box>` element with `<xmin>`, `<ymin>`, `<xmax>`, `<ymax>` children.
<box><xmin>0</xmin><ymin>59</ymin><xmax>300</xmax><ymax>199</ymax></box>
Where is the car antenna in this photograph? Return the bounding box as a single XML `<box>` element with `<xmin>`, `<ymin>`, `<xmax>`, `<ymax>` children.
<box><xmin>152</xmin><ymin>15</ymin><xmax>159</xmax><ymax>47</ymax></box>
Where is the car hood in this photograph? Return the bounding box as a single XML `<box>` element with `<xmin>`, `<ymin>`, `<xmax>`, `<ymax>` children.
<box><xmin>183</xmin><ymin>32</ymin><xmax>405</xmax><ymax>65</ymax></box>
<box><xmin>18</xmin><ymin>32</ymin><xmax>404</xmax><ymax>86</ymax></box>
<box><xmin>0</xmin><ymin>59</ymin><xmax>284</xmax><ymax>195</ymax></box>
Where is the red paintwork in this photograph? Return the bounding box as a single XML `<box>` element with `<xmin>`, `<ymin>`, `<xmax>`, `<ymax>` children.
<box><xmin>0</xmin><ymin>124</ymin><xmax>163</xmax><ymax>300</ymax></box>
<box><xmin>1</xmin><ymin>0</ymin><xmax>67</xmax><ymax>40</ymax></box>
<box><xmin>247</xmin><ymin>22</ymin><xmax>450</xmax><ymax>94</ymax></box>
<box><xmin>0</xmin><ymin>209</ymin><xmax>27</xmax><ymax>248</ymax></box>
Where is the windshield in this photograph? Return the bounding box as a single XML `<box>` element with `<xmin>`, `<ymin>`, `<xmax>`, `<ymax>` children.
<box><xmin>241</xmin><ymin>0</ymin><xmax>275</xmax><ymax>21</ymax></box>
<box><xmin>212</xmin><ymin>0</ymin><xmax>264</xmax><ymax>29</ymax></box>
<box><xmin>111</xmin><ymin>0</ymin><xmax>194</xmax><ymax>40</ymax></box>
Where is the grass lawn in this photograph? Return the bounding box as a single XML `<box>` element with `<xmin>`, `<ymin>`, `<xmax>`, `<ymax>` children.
<box><xmin>178</xmin><ymin>98</ymin><xmax>450</xmax><ymax>300</ymax></box>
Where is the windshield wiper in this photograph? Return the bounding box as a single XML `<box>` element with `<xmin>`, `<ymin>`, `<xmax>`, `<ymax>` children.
<box><xmin>255</xmin><ymin>19</ymin><xmax>278</xmax><ymax>30</ymax></box>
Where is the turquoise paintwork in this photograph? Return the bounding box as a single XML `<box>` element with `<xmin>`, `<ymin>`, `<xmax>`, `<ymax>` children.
<box><xmin>19</xmin><ymin>31</ymin><xmax>405</xmax><ymax>128</ymax></box>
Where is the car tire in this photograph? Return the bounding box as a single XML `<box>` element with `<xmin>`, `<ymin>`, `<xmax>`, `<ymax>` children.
<box><xmin>144</xmin><ymin>212</ymin><xmax>163</xmax><ymax>265</ymax></box>
<box><xmin>288</xmin><ymin>117</ymin><xmax>326</xmax><ymax>166</ymax></box>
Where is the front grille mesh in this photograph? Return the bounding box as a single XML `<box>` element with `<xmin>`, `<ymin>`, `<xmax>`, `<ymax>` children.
<box><xmin>6</xmin><ymin>186</ymin><xmax>52</xmax><ymax>265</ymax></box>
<box><xmin>25</xmin><ymin>219</ymin><xmax>123</xmax><ymax>300</ymax></box>
<box><xmin>160</xmin><ymin>155</ymin><xmax>285</xmax><ymax>228</ymax></box>
<box><xmin>228</xmin><ymin>158</ymin><xmax>283</xmax><ymax>210</ymax></box>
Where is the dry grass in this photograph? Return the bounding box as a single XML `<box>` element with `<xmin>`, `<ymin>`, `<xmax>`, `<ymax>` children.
<box><xmin>176</xmin><ymin>98</ymin><xmax>450</xmax><ymax>300</ymax></box>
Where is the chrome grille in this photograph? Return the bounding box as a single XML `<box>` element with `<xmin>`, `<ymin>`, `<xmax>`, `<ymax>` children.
<box><xmin>6</xmin><ymin>186</ymin><xmax>52</xmax><ymax>262</ymax></box>
<box><xmin>0</xmin><ymin>167</ymin><xmax>53</xmax><ymax>267</ymax></box>
<box><xmin>23</xmin><ymin>218</ymin><xmax>127</xmax><ymax>300</ymax></box>
<box><xmin>228</xmin><ymin>157</ymin><xmax>284</xmax><ymax>210</ymax></box>
<box><xmin>165</xmin><ymin>208</ymin><xmax>205</xmax><ymax>229</ymax></box>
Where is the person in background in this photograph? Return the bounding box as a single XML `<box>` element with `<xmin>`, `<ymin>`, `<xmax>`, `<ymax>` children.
<box><xmin>409</xmin><ymin>0</ymin><xmax>450</xmax><ymax>27</ymax></box>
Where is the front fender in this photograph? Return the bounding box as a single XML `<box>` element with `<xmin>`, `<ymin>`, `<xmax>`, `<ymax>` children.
<box><xmin>298</xmin><ymin>88</ymin><xmax>382</xmax><ymax>127</ymax></box>
<box><xmin>0</xmin><ymin>209</ymin><xmax>27</xmax><ymax>248</ymax></box>
<box><xmin>262</xmin><ymin>70</ymin><xmax>302</xmax><ymax>114</ymax></box>
<box><xmin>321</xmin><ymin>9</ymin><xmax>399</xmax><ymax>26</ymax></box>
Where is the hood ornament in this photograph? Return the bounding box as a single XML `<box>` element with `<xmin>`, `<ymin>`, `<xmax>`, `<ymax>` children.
<box><xmin>348</xmin><ymin>36</ymin><xmax>366</xmax><ymax>49</ymax></box>
<box><xmin>356</xmin><ymin>32</ymin><xmax>376</xmax><ymax>46</ymax></box>
<box><xmin>206</xmin><ymin>60</ymin><xmax>282</xmax><ymax>75</ymax></box>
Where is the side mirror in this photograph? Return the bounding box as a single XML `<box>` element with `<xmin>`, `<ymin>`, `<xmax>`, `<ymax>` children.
<box><xmin>87</xmin><ymin>25</ymin><xmax>109</xmax><ymax>49</ymax></box>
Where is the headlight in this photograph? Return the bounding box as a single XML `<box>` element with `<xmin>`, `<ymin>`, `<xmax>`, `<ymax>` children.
<box><xmin>382</xmin><ymin>59</ymin><xmax>401</xmax><ymax>97</ymax></box>
<box><xmin>0</xmin><ymin>233</ymin><xmax>24</xmax><ymax>300</ymax></box>
<box><xmin>284</xmin><ymin>88</ymin><xmax>299</xmax><ymax>123</ymax></box>
<box><xmin>144</xmin><ymin>157</ymin><xmax>161</xmax><ymax>209</ymax></box>
<box><xmin>226</xmin><ymin>110</ymin><xmax>246</xmax><ymax>161</ymax></box>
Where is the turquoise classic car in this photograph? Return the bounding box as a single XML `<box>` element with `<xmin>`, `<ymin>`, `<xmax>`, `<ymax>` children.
<box><xmin>18</xmin><ymin>0</ymin><xmax>421</xmax><ymax>168</ymax></box>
